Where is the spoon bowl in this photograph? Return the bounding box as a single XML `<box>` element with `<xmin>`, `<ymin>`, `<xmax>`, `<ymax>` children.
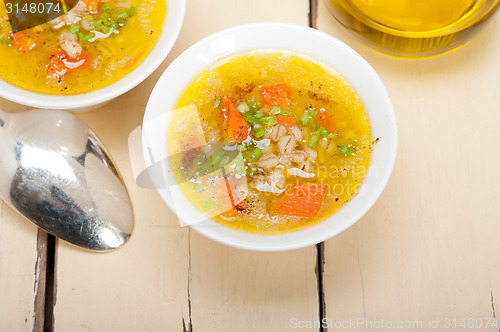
<box><xmin>0</xmin><ymin>109</ymin><xmax>134</xmax><ymax>251</ymax></box>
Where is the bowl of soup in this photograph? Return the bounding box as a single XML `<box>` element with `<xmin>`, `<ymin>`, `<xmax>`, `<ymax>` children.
<box><xmin>143</xmin><ymin>23</ymin><xmax>397</xmax><ymax>251</ymax></box>
<box><xmin>0</xmin><ymin>0</ymin><xmax>185</xmax><ymax>111</ymax></box>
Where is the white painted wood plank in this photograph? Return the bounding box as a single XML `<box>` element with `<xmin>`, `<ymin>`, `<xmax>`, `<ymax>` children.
<box><xmin>0</xmin><ymin>97</ymin><xmax>48</xmax><ymax>331</ymax></box>
<box><xmin>317</xmin><ymin>2</ymin><xmax>500</xmax><ymax>329</ymax></box>
<box><xmin>53</xmin><ymin>0</ymin><xmax>319</xmax><ymax>331</ymax></box>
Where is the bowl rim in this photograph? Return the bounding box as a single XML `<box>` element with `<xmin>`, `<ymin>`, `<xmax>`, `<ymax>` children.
<box><xmin>143</xmin><ymin>22</ymin><xmax>398</xmax><ymax>251</ymax></box>
<box><xmin>0</xmin><ymin>0</ymin><xmax>186</xmax><ymax>110</ymax></box>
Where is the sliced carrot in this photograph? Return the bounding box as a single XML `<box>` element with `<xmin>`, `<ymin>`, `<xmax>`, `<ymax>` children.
<box><xmin>274</xmin><ymin>116</ymin><xmax>295</xmax><ymax>129</ymax></box>
<box><xmin>260</xmin><ymin>83</ymin><xmax>290</xmax><ymax>108</ymax></box>
<box><xmin>80</xmin><ymin>0</ymin><xmax>100</xmax><ymax>13</ymax></box>
<box><xmin>222</xmin><ymin>208</ymin><xmax>238</xmax><ymax>218</ymax></box>
<box><xmin>223</xmin><ymin>96</ymin><xmax>250</xmax><ymax>143</ymax></box>
<box><xmin>10</xmin><ymin>32</ymin><xmax>36</xmax><ymax>53</ymax></box>
<box><xmin>47</xmin><ymin>47</ymin><xmax>91</xmax><ymax>77</ymax></box>
<box><xmin>272</xmin><ymin>184</ymin><xmax>328</xmax><ymax>218</ymax></box>
<box><xmin>218</xmin><ymin>178</ymin><xmax>238</xmax><ymax>218</ymax></box>
<box><xmin>317</xmin><ymin>108</ymin><xmax>333</xmax><ymax>131</ymax></box>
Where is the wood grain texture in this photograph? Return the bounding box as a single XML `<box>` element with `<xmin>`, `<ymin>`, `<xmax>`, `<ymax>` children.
<box><xmin>0</xmin><ymin>97</ymin><xmax>48</xmax><ymax>332</ymax></box>
<box><xmin>52</xmin><ymin>1</ymin><xmax>319</xmax><ymax>331</ymax></box>
<box><xmin>317</xmin><ymin>1</ymin><xmax>500</xmax><ymax>329</ymax></box>
<box><xmin>0</xmin><ymin>201</ymin><xmax>47</xmax><ymax>331</ymax></box>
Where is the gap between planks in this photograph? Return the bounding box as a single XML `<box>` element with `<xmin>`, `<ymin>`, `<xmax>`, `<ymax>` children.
<box><xmin>33</xmin><ymin>231</ymin><xmax>56</xmax><ymax>332</ymax></box>
<box><xmin>309</xmin><ymin>1</ymin><xmax>327</xmax><ymax>331</ymax></box>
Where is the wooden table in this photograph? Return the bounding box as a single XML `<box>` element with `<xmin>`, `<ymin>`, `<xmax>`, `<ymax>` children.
<box><xmin>1</xmin><ymin>0</ymin><xmax>500</xmax><ymax>331</ymax></box>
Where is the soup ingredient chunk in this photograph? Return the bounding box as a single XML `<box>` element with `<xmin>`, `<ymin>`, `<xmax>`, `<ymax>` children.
<box><xmin>223</xmin><ymin>96</ymin><xmax>251</xmax><ymax>143</ymax></box>
<box><xmin>272</xmin><ymin>184</ymin><xmax>328</xmax><ymax>218</ymax></box>
<box><xmin>260</xmin><ymin>83</ymin><xmax>291</xmax><ymax>108</ymax></box>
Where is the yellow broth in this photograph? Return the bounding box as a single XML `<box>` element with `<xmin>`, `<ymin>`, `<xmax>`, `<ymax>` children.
<box><xmin>0</xmin><ymin>0</ymin><xmax>165</xmax><ymax>95</ymax></box>
<box><xmin>168</xmin><ymin>51</ymin><xmax>372</xmax><ymax>234</ymax></box>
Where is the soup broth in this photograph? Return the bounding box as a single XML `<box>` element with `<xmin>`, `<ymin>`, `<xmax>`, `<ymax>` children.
<box><xmin>0</xmin><ymin>0</ymin><xmax>165</xmax><ymax>94</ymax></box>
<box><xmin>168</xmin><ymin>51</ymin><xmax>372</xmax><ymax>234</ymax></box>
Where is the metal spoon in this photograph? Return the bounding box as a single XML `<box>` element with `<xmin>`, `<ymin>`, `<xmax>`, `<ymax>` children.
<box><xmin>0</xmin><ymin>109</ymin><xmax>134</xmax><ymax>251</ymax></box>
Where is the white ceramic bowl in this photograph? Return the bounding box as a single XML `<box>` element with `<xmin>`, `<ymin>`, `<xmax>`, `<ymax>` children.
<box><xmin>0</xmin><ymin>0</ymin><xmax>185</xmax><ymax>112</ymax></box>
<box><xmin>143</xmin><ymin>22</ymin><xmax>397</xmax><ymax>251</ymax></box>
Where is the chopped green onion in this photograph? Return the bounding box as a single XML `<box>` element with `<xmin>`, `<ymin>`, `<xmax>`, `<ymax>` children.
<box><xmin>213</xmin><ymin>97</ymin><xmax>221</xmax><ymax>109</ymax></box>
<box><xmin>252</xmin><ymin>147</ymin><xmax>263</xmax><ymax>159</ymax></box>
<box><xmin>248</xmin><ymin>99</ymin><xmax>259</xmax><ymax>110</ymax></box>
<box><xmin>237</xmin><ymin>102</ymin><xmax>249</xmax><ymax>113</ymax></box>
<box><xmin>254</xmin><ymin>111</ymin><xmax>265</xmax><ymax>119</ymax></box>
<box><xmin>101</xmin><ymin>25</ymin><xmax>111</xmax><ymax>34</ymax></box>
<box><xmin>308</xmin><ymin>133</ymin><xmax>319</xmax><ymax>148</ymax></box>
<box><xmin>252</xmin><ymin>125</ymin><xmax>266</xmax><ymax>138</ymax></box>
<box><xmin>203</xmin><ymin>199</ymin><xmax>215</xmax><ymax>211</ymax></box>
<box><xmin>116</xmin><ymin>10</ymin><xmax>128</xmax><ymax>19</ymax></box>
<box><xmin>0</xmin><ymin>38</ymin><xmax>11</xmax><ymax>46</ymax></box>
<box><xmin>245</xmin><ymin>114</ymin><xmax>258</xmax><ymax>124</ymax></box>
<box><xmin>338</xmin><ymin>144</ymin><xmax>357</xmax><ymax>157</ymax></box>
<box><xmin>100</xmin><ymin>12</ymin><xmax>110</xmax><ymax>20</ymax></box>
<box><xmin>319</xmin><ymin>127</ymin><xmax>328</xmax><ymax>137</ymax></box>
<box><xmin>102</xmin><ymin>6</ymin><xmax>113</xmax><ymax>12</ymax></box>
<box><xmin>308</xmin><ymin>107</ymin><xmax>317</xmax><ymax>117</ymax></box>
<box><xmin>82</xmin><ymin>33</ymin><xmax>94</xmax><ymax>43</ymax></box>
<box><xmin>194</xmin><ymin>183</ymin><xmax>205</xmax><ymax>193</ymax></box>
<box><xmin>70</xmin><ymin>24</ymin><xmax>80</xmax><ymax>34</ymax></box>
<box><xmin>240</xmin><ymin>145</ymin><xmax>248</xmax><ymax>152</ymax></box>
<box><xmin>128</xmin><ymin>6</ymin><xmax>137</xmax><ymax>16</ymax></box>
<box><xmin>327</xmin><ymin>133</ymin><xmax>337</xmax><ymax>139</ymax></box>
<box><xmin>262</xmin><ymin>117</ymin><xmax>277</xmax><ymax>127</ymax></box>
<box><xmin>247</xmin><ymin>165</ymin><xmax>258</xmax><ymax>176</ymax></box>
<box><xmin>86</xmin><ymin>15</ymin><xmax>94</xmax><ymax>22</ymax></box>
<box><xmin>312</xmin><ymin>121</ymin><xmax>319</xmax><ymax>131</ymax></box>
<box><xmin>270</xmin><ymin>106</ymin><xmax>281</xmax><ymax>115</ymax></box>
<box><xmin>300</xmin><ymin>111</ymin><xmax>310</xmax><ymax>125</ymax></box>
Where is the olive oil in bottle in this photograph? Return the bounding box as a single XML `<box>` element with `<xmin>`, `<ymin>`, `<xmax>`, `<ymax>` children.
<box><xmin>324</xmin><ymin>0</ymin><xmax>500</xmax><ymax>57</ymax></box>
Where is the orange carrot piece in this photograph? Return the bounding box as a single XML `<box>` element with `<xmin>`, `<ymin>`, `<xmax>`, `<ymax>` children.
<box><xmin>260</xmin><ymin>83</ymin><xmax>290</xmax><ymax>108</ymax></box>
<box><xmin>218</xmin><ymin>178</ymin><xmax>238</xmax><ymax>218</ymax></box>
<box><xmin>317</xmin><ymin>108</ymin><xmax>333</xmax><ymax>131</ymax></box>
<box><xmin>274</xmin><ymin>116</ymin><xmax>295</xmax><ymax>129</ymax></box>
<box><xmin>81</xmin><ymin>0</ymin><xmax>100</xmax><ymax>13</ymax></box>
<box><xmin>272</xmin><ymin>184</ymin><xmax>328</xmax><ymax>218</ymax></box>
<box><xmin>47</xmin><ymin>47</ymin><xmax>91</xmax><ymax>76</ymax></box>
<box><xmin>223</xmin><ymin>96</ymin><xmax>250</xmax><ymax>143</ymax></box>
<box><xmin>10</xmin><ymin>32</ymin><xmax>36</xmax><ymax>53</ymax></box>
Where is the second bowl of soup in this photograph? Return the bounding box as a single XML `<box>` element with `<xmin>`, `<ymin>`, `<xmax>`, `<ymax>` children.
<box><xmin>0</xmin><ymin>0</ymin><xmax>185</xmax><ymax>111</ymax></box>
<box><xmin>143</xmin><ymin>23</ymin><xmax>397</xmax><ymax>251</ymax></box>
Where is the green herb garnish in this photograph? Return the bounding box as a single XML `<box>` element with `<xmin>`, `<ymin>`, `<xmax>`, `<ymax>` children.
<box><xmin>270</xmin><ymin>106</ymin><xmax>282</xmax><ymax>115</ymax></box>
<box><xmin>308</xmin><ymin>133</ymin><xmax>319</xmax><ymax>148</ymax></box>
<box><xmin>262</xmin><ymin>117</ymin><xmax>277</xmax><ymax>127</ymax></box>
<box><xmin>213</xmin><ymin>97</ymin><xmax>221</xmax><ymax>109</ymax></box>
<box><xmin>128</xmin><ymin>6</ymin><xmax>137</xmax><ymax>16</ymax></box>
<box><xmin>252</xmin><ymin>147</ymin><xmax>263</xmax><ymax>160</ymax></box>
<box><xmin>70</xmin><ymin>24</ymin><xmax>80</xmax><ymax>34</ymax></box>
